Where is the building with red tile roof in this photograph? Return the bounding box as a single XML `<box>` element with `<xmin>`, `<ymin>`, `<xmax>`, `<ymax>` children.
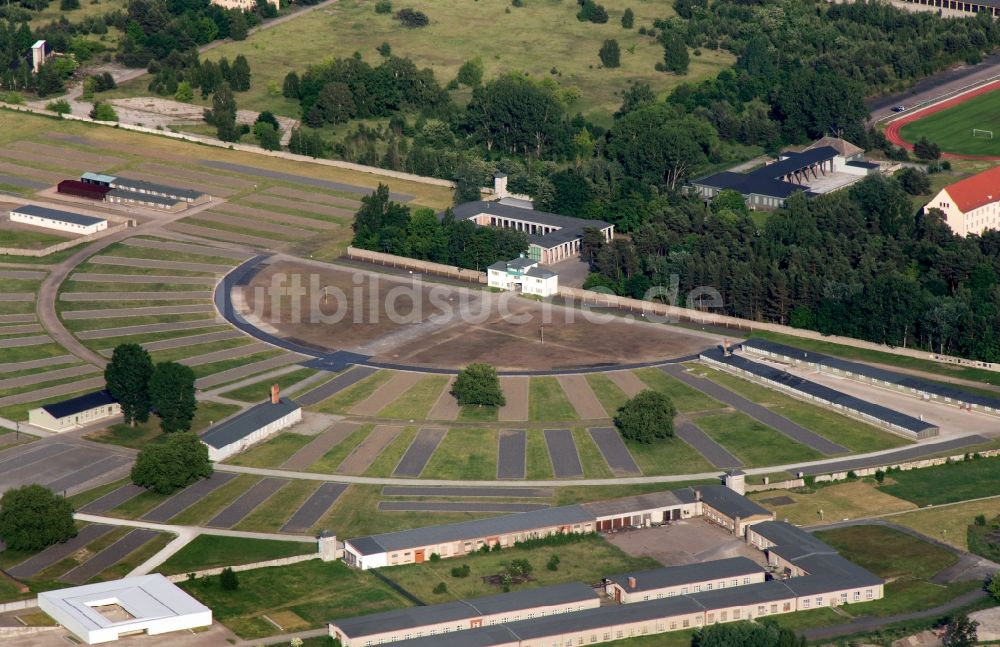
<box><xmin>927</xmin><ymin>165</ymin><xmax>1000</xmax><ymax>236</ymax></box>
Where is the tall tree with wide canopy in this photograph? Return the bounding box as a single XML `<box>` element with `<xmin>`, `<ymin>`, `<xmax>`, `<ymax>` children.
<box><xmin>104</xmin><ymin>343</ymin><xmax>154</xmax><ymax>426</ymax></box>
<box><xmin>0</xmin><ymin>484</ymin><xmax>76</xmax><ymax>551</ymax></box>
<box><xmin>149</xmin><ymin>361</ymin><xmax>197</xmax><ymax>433</ymax></box>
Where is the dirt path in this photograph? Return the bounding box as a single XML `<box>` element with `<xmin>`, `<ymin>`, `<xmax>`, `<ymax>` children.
<box><xmin>607</xmin><ymin>370</ymin><xmax>648</xmax><ymax>397</ymax></box>
<box><xmin>556</xmin><ymin>375</ymin><xmax>607</xmax><ymax>420</ymax></box>
<box><xmin>349</xmin><ymin>371</ymin><xmax>423</xmax><ymax>417</ymax></box>
<box><xmin>336</xmin><ymin>424</ymin><xmax>404</xmax><ymax>475</ymax></box>
<box><xmin>426</xmin><ymin>377</ymin><xmax>460</xmax><ymax>421</ymax></box>
<box><xmin>499</xmin><ymin>376</ymin><xmax>529</xmax><ymax>421</ymax></box>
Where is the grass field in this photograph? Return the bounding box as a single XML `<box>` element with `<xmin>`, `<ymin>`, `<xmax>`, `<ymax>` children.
<box><xmin>422</xmin><ymin>428</ymin><xmax>498</xmax><ymax>480</ymax></box>
<box><xmin>312</xmin><ymin>370</ymin><xmax>392</xmax><ymax>414</ymax></box>
<box><xmin>159</xmin><ymin>535</ymin><xmax>316</xmax><ymax>575</ymax></box>
<box><xmin>696</xmin><ymin>412</ymin><xmax>822</xmax><ymax>466</ymax></box>
<box><xmin>626</xmin><ymin>435</ymin><xmax>714</xmax><ymax>476</ymax></box>
<box><xmin>529</xmin><ymin>377</ymin><xmax>578</xmax><ymax>421</ymax></box>
<box><xmin>180</xmin><ymin>560</ymin><xmax>410</xmax><ymax>639</ymax></box>
<box><xmin>878</xmin><ymin>455</ymin><xmax>1000</xmax><ymax>505</ymax></box>
<box><xmin>898</xmin><ymin>88</ymin><xmax>1000</xmax><ymax>157</ymax></box>
<box><xmin>0</xmin><ymin>229</ymin><xmax>69</xmax><ymax>249</ymax></box>
<box><xmin>107</xmin><ymin>0</ymin><xmax>734</xmax><ymax>126</ymax></box>
<box><xmin>749</xmin><ymin>480</ymin><xmax>915</xmax><ymax>526</ymax></box>
<box><xmin>892</xmin><ymin>498</ymin><xmax>1000</xmax><ymax>551</ymax></box>
<box><xmin>634</xmin><ymin>368</ymin><xmax>721</xmax><ymax>413</ymax></box>
<box><xmin>377</xmin><ymin>375</ymin><xmax>450</xmax><ymax>420</ymax></box>
<box><xmin>85</xmin><ymin>401</ymin><xmax>240</xmax><ymax>450</ymax></box>
<box><xmin>225</xmin><ymin>432</ymin><xmax>313</xmax><ymax>467</ymax></box>
<box><xmin>307</xmin><ymin>424</ymin><xmax>373</xmax><ymax>473</ymax></box>
<box><xmin>218</xmin><ymin>368</ymin><xmax>318</xmax><ymax>402</ymax></box>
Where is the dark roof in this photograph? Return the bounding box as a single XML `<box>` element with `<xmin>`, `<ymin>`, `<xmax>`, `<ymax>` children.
<box><xmin>764</xmin><ymin>147</ymin><xmax>838</xmax><ymax>178</ymax></box>
<box><xmin>331</xmin><ymin>583</ymin><xmax>597</xmax><ymax>638</ymax></box>
<box><xmin>784</xmin><ymin>553</ymin><xmax>884</xmax><ymax>594</ymax></box>
<box><xmin>487</xmin><ymin>261</ymin><xmax>508</xmax><ymax>271</ymax></box>
<box><xmin>508</xmin><ymin>598</ymin><xmax>699</xmax><ymax>641</ymax></box>
<box><xmin>450</xmin><ymin>200</ymin><xmax>612</xmax><ymax>250</ymax></box>
<box><xmin>606</xmin><ymin>557</ymin><xmax>763</xmax><ymax>593</ymax></box>
<box><xmin>688</xmin><ymin>578</ymin><xmax>797</xmax><ymax>609</ymax></box>
<box><xmin>107</xmin><ymin>188</ymin><xmax>183</xmax><ymax>207</ymax></box>
<box><xmin>742</xmin><ymin>338</ymin><xmax>1000</xmax><ymax>410</ymax></box>
<box><xmin>506</xmin><ymin>257</ymin><xmax>536</xmax><ymax>270</ymax></box>
<box><xmin>750</xmin><ymin>521</ymin><xmax>835</xmax><ymax>559</ymax></box>
<box><xmin>348</xmin><ymin>504</ymin><xmax>595</xmax><ymax>554</ymax></box>
<box><xmin>57</xmin><ymin>180</ymin><xmax>111</xmax><ymax>199</ymax></box>
<box><xmin>525</xmin><ymin>267</ymin><xmax>557</xmax><ymax>279</ymax></box>
<box><xmin>200</xmin><ymin>398</ymin><xmax>301</xmax><ymax>449</ymax></box>
<box><xmin>580</xmin><ymin>490</ymin><xmax>694</xmax><ymax>518</ymax></box>
<box><xmin>691</xmin><ymin>148</ymin><xmax>839</xmax><ymax>200</ymax></box>
<box><xmin>846</xmin><ymin>160</ymin><xmax>880</xmax><ymax>169</ymax></box>
<box><xmin>41</xmin><ymin>390</ymin><xmax>116</xmax><ymax>419</ymax></box>
<box><xmin>369</xmin><ymin>625</ymin><xmax>518</xmax><ymax>647</ymax></box>
<box><xmin>702</xmin><ymin>348</ymin><xmax>937</xmax><ymax>434</ymax></box>
<box><xmin>693</xmin><ymin>484</ymin><xmax>773</xmax><ymax>520</ymax></box>
<box><xmin>12</xmin><ymin>204</ymin><xmax>105</xmax><ymax>227</ymax></box>
<box><xmin>111</xmin><ymin>176</ymin><xmax>204</xmax><ymax>200</ymax></box>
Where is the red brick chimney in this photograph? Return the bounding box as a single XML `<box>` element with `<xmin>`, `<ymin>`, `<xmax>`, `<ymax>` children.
<box><xmin>627</xmin><ymin>576</ymin><xmax>637</xmax><ymax>590</ymax></box>
<box><xmin>271</xmin><ymin>384</ymin><xmax>280</xmax><ymax>404</ymax></box>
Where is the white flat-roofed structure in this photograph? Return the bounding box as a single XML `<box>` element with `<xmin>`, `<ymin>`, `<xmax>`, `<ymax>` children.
<box><xmin>487</xmin><ymin>257</ymin><xmax>559</xmax><ymax>297</ymax></box>
<box><xmin>38</xmin><ymin>574</ymin><xmax>212</xmax><ymax>644</ymax></box>
<box><xmin>10</xmin><ymin>204</ymin><xmax>107</xmax><ymax>235</ymax></box>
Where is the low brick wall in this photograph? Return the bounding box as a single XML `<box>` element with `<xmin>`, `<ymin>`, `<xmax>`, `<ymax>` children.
<box><xmin>813</xmin><ymin>448</ymin><xmax>1000</xmax><ymax>483</ymax></box>
<box><xmin>746</xmin><ymin>479</ymin><xmax>806</xmax><ymax>492</ymax></box>
<box><xmin>0</xmin><ymin>598</ymin><xmax>37</xmax><ymax>613</ymax></box>
<box><xmin>345</xmin><ymin>246</ymin><xmax>487</xmax><ymax>283</ymax></box>
<box><xmin>164</xmin><ymin>553</ymin><xmax>319</xmax><ymax>582</ymax></box>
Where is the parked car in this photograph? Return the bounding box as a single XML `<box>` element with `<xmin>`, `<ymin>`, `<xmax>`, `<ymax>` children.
<box><xmin>891</xmin><ymin>105</ymin><xmax>906</xmax><ymax>112</ymax></box>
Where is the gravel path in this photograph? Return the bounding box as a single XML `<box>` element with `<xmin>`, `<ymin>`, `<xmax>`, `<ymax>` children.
<box><xmin>0</xmin><ymin>313</ymin><xmax>36</xmax><ymax>324</ymax></box>
<box><xmin>122</xmin><ymin>236</ymin><xmax>252</xmax><ymax>260</ymax></box>
<box><xmin>588</xmin><ymin>427</ymin><xmax>641</xmax><ymax>475</ymax></box>
<box><xmin>337</xmin><ymin>424</ymin><xmax>404</xmax><ymax>475</ymax></box>
<box><xmin>0</xmin><ymin>293</ymin><xmax>34</xmax><ymax>301</ymax></box>
<box><xmin>0</xmin><ymin>270</ymin><xmax>45</xmax><ymax>279</ymax></box>
<box><xmin>675</xmin><ymin>421</ymin><xmax>744</xmax><ymax>469</ymax></box>
<box><xmin>425</xmin><ymin>377</ymin><xmax>460</xmax><ymax>421</ymax></box>
<box><xmin>80</xmin><ymin>484</ymin><xmax>145</xmax><ymax>514</ymax></box>
<box><xmin>296</xmin><ymin>366</ymin><xmax>378</xmax><ymax>407</ymax></box>
<box><xmin>0</xmin><ymin>323</ymin><xmax>43</xmax><ymax>335</ymax></box>
<box><xmin>392</xmin><ymin>427</ymin><xmax>447</xmax><ymax>477</ymax></box>
<box><xmin>179</xmin><ymin>342</ymin><xmax>273</xmax><ymax>367</ymax></box>
<box><xmin>659</xmin><ymin>365</ymin><xmax>848</xmax><ymax>455</ymax></box>
<box><xmin>0</xmin><ymin>354</ymin><xmax>76</xmax><ymax>373</ymax></box>
<box><xmin>212</xmin><ymin>202</ymin><xmax>340</xmax><ymax>231</ymax></box>
<box><xmin>7</xmin><ymin>524</ymin><xmax>114</xmax><ymax>578</ymax></box>
<box><xmin>557</xmin><ymin>375</ymin><xmax>607</xmax><ymax>420</ymax></box>
<box><xmin>207</xmin><ymin>477</ymin><xmax>288</xmax><ymax>528</ymax></box>
<box><xmin>0</xmin><ymin>377</ymin><xmax>103</xmax><ymax>407</ymax></box>
<box><xmin>194</xmin><ymin>353</ymin><xmax>306</xmax><ymax>389</ymax></box>
<box><xmin>61</xmin><ymin>290</ymin><xmax>213</xmax><ymax>301</ymax></box>
<box><xmin>497</xmin><ymin>429</ymin><xmax>526</xmax><ymax>479</ymax></box>
<box><xmin>167</xmin><ymin>222</ymin><xmax>277</xmax><ymax>248</ymax></box>
<box><xmin>62</xmin><ymin>304</ymin><xmax>217</xmax><ymax>319</ymax></box>
<box><xmin>544</xmin><ymin>428</ymin><xmax>584</xmax><ymax>478</ymax></box>
<box><xmin>3</xmin><ymin>334</ymin><xmax>52</xmax><ymax>347</ymax></box>
<box><xmin>70</xmin><ymin>272</ymin><xmax>218</xmax><ymax>285</ymax></box>
<box><xmin>349</xmin><ymin>371</ymin><xmax>423</xmax><ymax>416</ymax></box>
<box><xmin>280</xmin><ymin>482</ymin><xmax>347</xmax><ymax>533</ymax></box>
<box><xmin>195</xmin><ymin>211</ymin><xmax>311</xmax><ymax>239</ymax></box>
<box><xmin>281</xmin><ymin>422</ymin><xmax>360</xmax><ymax>470</ymax></box>
<box><xmin>61</xmin><ymin>529</ymin><xmax>161</xmax><ymax>584</ymax></box>
<box><xmin>607</xmin><ymin>370</ymin><xmax>648</xmax><ymax>397</ymax></box>
<box><xmin>498</xmin><ymin>377</ymin><xmax>529</xmax><ymax>421</ymax></box>
<box><xmin>0</xmin><ymin>364</ymin><xmax>98</xmax><ymax>391</ymax></box>
<box><xmin>77</xmin><ymin>318</ymin><xmax>219</xmax><ymax>339</ymax></box>
<box><xmin>200</xmin><ymin>160</ymin><xmax>414</xmax><ymax>201</ymax></box>
<box><xmin>142</xmin><ymin>473</ymin><xmax>237</xmax><ymax>522</ymax></box>
<box><xmin>378</xmin><ymin>502</ymin><xmax>550</xmax><ymax>513</ymax></box>
<box><xmin>89</xmin><ymin>255</ymin><xmax>233</xmax><ymax>274</ymax></box>
<box><xmin>381</xmin><ymin>485</ymin><xmax>554</xmax><ymax>498</ymax></box>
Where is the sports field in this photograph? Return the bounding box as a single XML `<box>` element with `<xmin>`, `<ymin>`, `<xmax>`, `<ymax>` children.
<box><xmin>896</xmin><ymin>86</ymin><xmax>1000</xmax><ymax>157</ymax></box>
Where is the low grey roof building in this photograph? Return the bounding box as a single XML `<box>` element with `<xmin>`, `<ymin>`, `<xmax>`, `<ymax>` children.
<box><xmin>11</xmin><ymin>204</ymin><xmax>106</xmax><ymax>228</ymax></box>
<box><xmin>605</xmin><ymin>556</ymin><xmax>764</xmax><ymax>595</ymax></box>
<box><xmin>200</xmin><ymin>395</ymin><xmax>302</xmax><ymax>461</ymax></box>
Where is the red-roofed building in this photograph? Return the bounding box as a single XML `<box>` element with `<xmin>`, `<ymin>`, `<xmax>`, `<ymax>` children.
<box><xmin>927</xmin><ymin>165</ymin><xmax>1000</xmax><ymax>236</ymax></box>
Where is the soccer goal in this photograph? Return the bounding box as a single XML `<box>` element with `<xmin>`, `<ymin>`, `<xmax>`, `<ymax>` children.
<box><xmin>972</xmin><ymin>128</ymin><xmax>994</xmax><ymax>139</ymax></box>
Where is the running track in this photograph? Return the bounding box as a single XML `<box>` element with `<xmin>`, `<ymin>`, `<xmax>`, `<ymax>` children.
<box><xmin>884</xmin><ymin>79</ymin><xmax>1000</xmax><ymax>160</ymax></box>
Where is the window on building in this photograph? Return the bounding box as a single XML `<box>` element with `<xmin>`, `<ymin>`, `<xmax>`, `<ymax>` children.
<box><xmin>682</xmin><ymin>620</ymin><xmax>690</xmax><ymax>628</ymax></box>
<box><xmin>866</xmin><ymin>589</ymin><xmax>874</xmax><ymax>600</ymax></box>
<box><xmin>744</xmin><ymin>577</ymin><xmax>751</xmax><ymax>585</ymax></box>
<box><xmin>733</xmin><ymin>609</ymin><xmax>741</xmax><ymax>620</ymax></box>
<box><xmin>803</xmin><ymin>599</ymin><xmax>810</xmax><ymax>609</ymax></box>
<box><xmin>816</xmin><ymin>597</ymin><xmax>823</xmax><ymax>606</ymax></box>
<box><xmin>853</xmin><ymin>591</ymin><xmax>861</xmax><ymax>601</ymax></box>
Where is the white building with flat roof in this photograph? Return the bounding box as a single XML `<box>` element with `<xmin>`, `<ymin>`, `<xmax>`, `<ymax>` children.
<box><xmin>38</xmin><ymin>574</ymin><xmax>212</xmax><ymax>644</ymax></box>
<box><xmin>487</xmin><ymin>257</ymin><xmax>559</xmax><ymax>297</ymax></box>
<box><xmin>10</xmin><ymin>204</ymin><xmax>107</xmax><ymax>235</ymax></box>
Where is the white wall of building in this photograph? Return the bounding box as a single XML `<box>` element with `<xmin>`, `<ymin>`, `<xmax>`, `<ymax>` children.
<box><xmin>205</xmin><ymin>408</ymin><xmax>302</xmax><ymax>462</ymax></box>
<box><xmin>28</xmin><ymin>402</ymin><xmax>121</xmax><ymax>432</ymax></box>
<box><xmin>10</xmin><ymin>211</ymin><xmax>107</xmax><ymax>235</ymax></box>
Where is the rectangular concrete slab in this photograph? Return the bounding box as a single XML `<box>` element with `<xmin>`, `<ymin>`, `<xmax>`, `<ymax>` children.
<box><xmin>0</xmin><ymin>270</ymin><xmax>45</xmax><ymax>280</ymax></box>
<box><xmin>0</xmin><ymin>323</ymin><xmax>43</xmax><ymax>336</ymax></box>
<box><xmin>194</xmin><ymin>354</ymin><xmax>306</xmax><ymax>390</ymax></box>
<box><xmin>0</xmin><ymin>313</ymin><xmax>36</xmax><ymax>324</ymax></box>
<box><xmin>5</xmin><ymin>446</ymin><xmax>110</xmax><ymax>492</ymax></box>
<box><xmin>212</xmin><ymin>202</ymin><xmax>340</xmax><ymax>232</ymax></box>
<box><xmin>60</xmin><ymin>291</ymin><xmax>213</xmax><ymax>301</ymax></box>
<box><xmin>123</xmin><ymin>330</ymin><xmax>242</xmax><ymax>353</ymax></box>
<box><xmin>0</xmin><ymin>293</ymin><xmax>34</xmax><ymax>302</ymax></box>
<box><xmin>139</xmin><ymin>163</ymin><xmax>257</xmax><ymax>190</ymax></box>
<box><xmin>659</xmin><ymin>365</ymin><xmax>848</xmax><ymax>455</ymax></box>
<box><xmin>45</xmin><ymin>455</ymin><xmax>132</xmax><ymax>495</ymax></box>
<box><xmin>0</xmin><ymin>377</ymin><xmax>104</xmax><ymax>407</ymax></box>
<box><xmin>557</xmin><ymin>375</ymin><xmax>607</xmax><ymax>420</ymax></box>
<box><xmin>264</xmin><ymin>185</ymin><xmax>362</xmax><ymax>210</ymax></box>
<box><xmin>0</xmin><ymin>364</ymin><xmax>98</xmax><ymax>391</ymax></box>
<box><xmin>60</xmin><ymin>529</ymin><xmax>161</xmax><ymax>585</ymax></box>
<box><xmin>499</xmin><ymin>377</ymin><xmax>529</xmax><ymax>421</ymax></box>
<box><xmin>349</xmin><ymin>371</ymin><xmax>424</xmax><ymax>417</ymax></box>
<box><xmin>242</xmin><ymin>193</ymin><xmax>353</xmax><ymax>220</ymax></box>
<box><xmin>378</xmin><ymin>502</ymin><xmax>550</xmax><ymax>513</ymax></box>
<box><xmin>0</xmin><ymin>442</ymin><xmax>72</xmax><ymax>472</ymax></box>
<box><xmin>607</xmin><ymin>370</ymin><xmax>648</xmax><ymax>397</ymax></box>
<box><xmin>207</xmin><ymin>477</ymin><xmax>288</xmax><ymax>528</ymax></box>
<box><xmin>282</xmin><ymin>422</ymin><xmax>360</xmax><ymax>470</ymax></box>
<box><xmin>122</xmin><ymin>236</ymin><xmax>252</xmax><ymax>260</ymax></box>
<box><xmin>675</xmin><ymin>421</ymin><xmax>744</xmax><ymax>469</ymax></box>
<box><xmin>196</xmin><ymin>211</ymin><xmax>311</xmax><ymax>239</ymax></box>
<box><xmin>70</xmin><ymin>273</ymin><xmax>218</xmax><ymax>286</ymax></box>
<box><xmin>141</xmin><ymin>473</ymin><xmax>237</xmax><ymax>522</ymax></box>
<box><xmin>7</xmin><ymin>524</ymin><xmax>114</xmax><ymax>578</ymax></box>
<box><xmin>425</xmin><ymin>377</ymin><xmax>460</xmax><ymax>421</ymax></box>
<box><xmin>392</xmin><ymin>427</ymin><xmax>447</xmax><ymax>477</ymax></box>
<box><xmin>588</xmin><ymin>427</ymin><xmax>641</xmax><ymax>475</ymax></box>
<box><xmin>3</xmin><ymin>334</ymin><xmax>52</xmax><ymax>347</ymax></box>
<box><xmin>80</xmin><ymin>484</ymin><xmax>145</xmax><ymax>514</ymax></box>
<box><xmin>179</xmin><ymin>342</ymin><xmax>273</xmax><ymax>367</ymax></box>
<box><xmin>544</xmin><ymin>428</ymin><xmax>584</xmax><ymax>478</ymax></box>
<box><xmin>296</xmin><ymin>366</ymin><xmax>378</xmax><ymax>407</ymax></box>
<box><xmin>497</xmin><ymin>429</ymin><xmax>526</xmax><ymax>480</ymax></box>
<box><xmin>0</xmin><ymin>355</ymin><xmax>74</xmax><ymax>375</ymax></box>
<box><xmin>200</xmin><ymin>160</ymin><xmax>414</xmax><ymax>201</ymax></box>
<box><xmin>337</xmin><ymin>425</ymin><xmax>404</xmax><ymax>475</ymax></box>
<box><xmin>382</xmin><ymin>486</ymin><xmax>555</xmax><ymax>498</ymax></box>
<box><xmin>62</xmin><ymin>304</ymin><xmax>216</xmax><ymax>320</ymax></box>
<box><xmin>167</xmin><ymin>222</ymin><xmax>276</xmax><ymax>248</ymax></box>
<box><xmin>89</xmin><ymin>255</ymin><xmax>233</xmax><ymax>274</ymax></box>
<box><xmin>77</xmin><ymin>319</ymin><xmax>219</xmax><ymax>340</ymax></box>
<box><xmin>280</xmin><ymin>482</ymin><xmax>347</xmax><ymax>533</ymax></box>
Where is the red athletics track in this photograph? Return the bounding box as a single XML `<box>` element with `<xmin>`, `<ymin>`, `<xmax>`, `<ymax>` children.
<box><xmin>884</xmin><ymin>79</ymin><xmax>1000</xmax><ymax>160</ymax></box>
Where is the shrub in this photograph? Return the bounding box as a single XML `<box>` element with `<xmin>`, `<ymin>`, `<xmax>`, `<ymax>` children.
<box><xmin>621</xmin><ymin>7</ymin><xmax>634</xmax><ymax>28</ymax></box>
<box><xmin>614</xmin><ymin>390</ymin><xmax>677</xmax><ymax>442</ymax></box>
<box><xmin>374</xmin><ymin>0</ymin><xmax>392</xmax><ymax>13</ymax></box>
<box><xmin>847</xmin><ymin>470</ymin><xmax>858</xmax><ymax>480</ymax></box>
<box><xmin>874</xmin><ymin>469</ymin><xmax>885</xmax><ymax>484</ymax></box>
<box><xmin>433</xmin><ymin>582</ymin><xmax>447</xmax><ymax>594</ymax></box>
<box><xmin>377</xmin><ymin>42</ymin><xmax>391</xmax><ymax>57</ymax></box>
<box><xmin>546</xmin><ymin>554</ymin><xmax>560</xmax><ymax>571</ymax></box>
<box><xmin>220</xmin><ymin>567</ymin><xmax>239</xmax><ymax>591</ymax></box>
<box><xmin>512</xmin><ymin>0</ymin><xmax>524</xmax><ymax>6</ymax></box>
<box><xmin>396</xmin><ymin>8</ymin><xmax>429</xmax><ymax>27</ymax></box>
<box><xmin>46</xmin><ymin>99</ymin><xmax>71</xmax><ymax>115</ymax></box>
<box><xmin>429</xmin><ymin>552</ymin><xmax>441</xmax><ymax>562</ymax></box>
<box><xmin>451</xmin><ymin>564</ymin><xmax>471</xmax><ymax>578</ymax></box>
<box><xmin>976</xmin><ymin>514</ymin><xmax>987</xmax><ymax>526</ymax></box>
<box><xmin>913</xmin><ymin>136</ymin><xmax>941</xmax><ymax>160</ymax></box>
<box><xmin>60</xmin><ymin>0</ymin><xmax>80</xmax><ymax>9</ymax></box>
<box><xmin>89</xmin><ymin>101</ymin><xmax>118</xmax><ymax>122</ymax></box>
<box><xmin>452</xmin><ymin>363</ymin><xmax>505</xmax><ymax>407</ymax></box>
<box><xmin>599</xmin><ymin>39</ymin><xmax>621</xmax><ymax>67</ymax></box>
<box><xmin>457</xmin><ymin>58</ymin><xmax>484</xmax><ymax>87</ymax></box>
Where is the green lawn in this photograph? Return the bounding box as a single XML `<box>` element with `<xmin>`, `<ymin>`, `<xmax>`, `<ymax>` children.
<box><xmin>311</xmin><ymin>370</ymin><xmax>391</xmax><ymax>413</ymax></box>
<box><xmin>695</xmin><ymin>365</ymin><xmax>909</xmax><ymax>453</ymax></box>
<box><xmin>218</xmin><ymin>368</ymin><xmax>318</xmax><ymax>402</ymax></box>
<box><xmin>525</xmin><ymin>429</ymin><xmax>553</xmax><ymax>480</ymax></box>
<box><xmin>81</xmin><ymin>326</ymin><xmax>232</xmax><ymax>353</ymax></box>
<box><xmin>968</xmin><ymin>514</ymin><xmax>1000</xmax><ymax>563</ymax></box>
<box><xmin>168</xmin><ymin>475</ymin><xmax>259</xmax><ymax>526</ymax></box>
<box><xmin>898</xmin><ymin>87</ymin><xmax>1000</xmax><ymax>156</ymax></box>
<box><xmin>179</xmin><ymin>560</ymin><xmax>410</xmax><ymax>639</ymax></box>
<box><xmin>634</xmin><ymin>367</ymin><xmax>721</xmax><ymax>413</ymax></box>
<box><xmin>422</xmin><ymin>428</ymin><xmax>498</xmax><ymax>480</ymax></box>
<box><xmin>585</xmin><ymin>374</ymin><xmax>630</xmax><ymax>416</ymax></box>
<box><xmin>234</xmin><ymin>480</ymin><xmax>323</xmax><ymax>533</ymax></box>
<box><xmin>0</xmin><ymin>278</ymin><xmax>41</xmax><ymax>293</ymax></box>
<box><xmin>306</xmin><ymin>424</ymin><xmax>373</xmax><ymax>473</ymax></box>
<box><xmin>572</xmin><ymin>427</ymin><xmax>615</xmax><ymax>478</ymax></box>
<box><xmin>528</xmin><ymin>377</ymin><xmax>577</xmax><ymax>421</ymax></box>
<box><xmin>0</xmin><ymin>228</ymin><xmax>70</xmax><ymax>249</ymax></box>
<box><xmin>696</xmin><ymin>413</ymin><xmax>823</xmax><ymax>467</ymax></box>
<box><xmin>457</xmin><ymin>404</ymin><xmax>498</xmax><ymax>422</ymax></box>
<box><xmin>191</xmin><ymin>350</ymin><xmax>284</xmax><ymax>380</ymax></box>
<box><xmin>85</xmin><ymin>401</ymin><xmax>240</xmax><ymax>450</ymax></box>
<box><xmin>626</xmin><ymin>435</ymin><xmax>715</xmax><ymax>476</ymax></box>
<box><xmin>381</xmin><ymin>535</ymin><xmax>659</xmax><ymax>602</ymax></box>
<box><xmin>98</xmin><ymin>240</ymin><xmax>239</xmax><ymax>266</ymax></box>
<box><xmin>878</xmin><ymin>455</ymin><xmax>1000</xmax><ymax>505</ymax></box>
<box><xmin>377</xmin><ymin>375</ymin><xmax>450</xmax><ymax>420</ymax></box>
<box><xmin>158</xmin><ymin>535</ymin><xmax>317</xmax><ymax>575</ymax></box>
<box><xmin>364</xmin><ymin>426</ymin><xmax>418</xmax><ymax>477</ymax></box>
<box><xmin>225</xmin><ymin>433</ymin><xmax>313</xmax><ymax>468</ymax></box>
<box><xmin>0</xmin><ymin>343</ymin><xmax>72</xmax><ymax>366</ymax></box>
<box><xmin>63</xmin><ymin>312</ymin><xmax>218</xmax><ymax>332</ymax></box>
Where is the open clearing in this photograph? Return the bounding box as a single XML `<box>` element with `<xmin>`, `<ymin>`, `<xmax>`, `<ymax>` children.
<box><xmin>897</xmin><ymin>85</ymin><xmax>1000</xmax><ymax>157</ymax></box>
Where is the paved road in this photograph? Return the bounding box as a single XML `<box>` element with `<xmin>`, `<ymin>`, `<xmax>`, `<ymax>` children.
<box><xmin>675</xmin><ymin>421</ymin><xmax>743</xmax><ymax>469</ymax></box>
<box><xmin>659</xmin><ymin>365</ymin><xmax>848</xmax><ymax>455</ymax></box>
<box><xmin>497</xmin><ymin>429</ymin><xmax>526</xmax><ymax>479</ymax></box>
<box><xmin>280</xmin><ymin>482</ymin><xmax>346</xmax><ymax>533</ymax></box>
<box><xmin>392</xmin><ymin>427</ymin><xmax>446</xmax><ymax>477</ymax></box>
<box><xmin>588</xmin><ymin>427</ymin><xmax>640</xmax><ymax>475</ymax></box>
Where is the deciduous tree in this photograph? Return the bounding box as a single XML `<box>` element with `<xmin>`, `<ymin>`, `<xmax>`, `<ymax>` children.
<box><xmin>0</xmin><ymin>485</ymin><xmax>76</xmax><ymax>551</ymax></box>
<box><xmin>452</xmin><ymin>363</ymin><xmax>506</xmax><ymax>407</ymax></box>
<box><xmin>149</xmin><ymin>361</ymin><xmax>197</xmax><ymax>433</ymax></box>
<box><xmin>131</xmin><ymin>432</ymin><xmax>212</xmax><ymax>494</ymax></box>
<box><xmin>105</xmin><ymin>343</ymin><xmax>154</xmax><ymax>425</ymax></box>
<box><xmin>614</xmin><ymin>390</ymin><xmax>676</xmax><ymax>443</ymax></box>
